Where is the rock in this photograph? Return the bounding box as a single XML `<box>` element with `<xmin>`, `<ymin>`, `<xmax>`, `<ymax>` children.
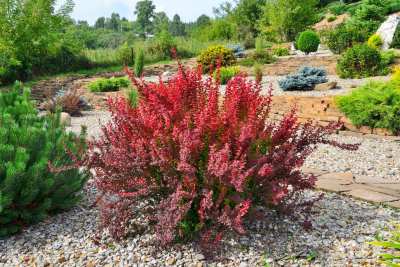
<box><xmin>376</xmin><ymin>15</ymin><xmax>400</xmax><ymax>50</ymax></box>
<box><xmin>167</xmin><ymin>258</ymin><xmax>175</xmax><ymax>265</ymax></box>
<box><xmin>272</xmin><ymin>55</ymin><xmax>279</xmax><ymax>58</ymax></box>
<box><xmin>57</xmin><ymin>257</ymin><xmax>66</xmax><ymax>263</ymax></box>
<box><xmin>162</xmin><ymin>71</ymin><xmax>173</xmax><ymax>77</ymax></box>
<box><xmin>313</xmin><ymin>81</ymin><xmax>337</xmax><ymax>91</ymax></box>
<box><xmin>239</xmin><ymin>263</ymin><xmax>247</xmax><ymax>267</ymax></box>
<box><xmin>60</xmin><ymin>112</ymin><xmax>71</xmax><ymax>126</ymax></box>
<box><xmin>195</xmin><ymin>254</ymin><xmax>205</xmax><ymax>260</ymax></box>
<box><xmin>290</xmin><ymin>45</ymin><xmax>296</xmax><ymax>51</ymax></box>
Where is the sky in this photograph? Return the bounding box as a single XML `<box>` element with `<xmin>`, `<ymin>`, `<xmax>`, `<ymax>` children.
<box><xmin>55</xmin><ymin>0</ymin><xmax>229</xmax><ymax>26</ymax></box>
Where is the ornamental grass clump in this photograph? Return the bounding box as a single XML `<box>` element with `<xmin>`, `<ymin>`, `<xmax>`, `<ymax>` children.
<box><xmin>55</xmin><ymin>48</ymin><xmax>359</xmax><ymax>259</ymax></box>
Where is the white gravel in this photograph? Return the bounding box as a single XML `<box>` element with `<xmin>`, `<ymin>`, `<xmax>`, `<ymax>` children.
<box><xmin>1</xmin><ymin>184</ymin><xmax>399</xmax><ymax>267</ymax></box>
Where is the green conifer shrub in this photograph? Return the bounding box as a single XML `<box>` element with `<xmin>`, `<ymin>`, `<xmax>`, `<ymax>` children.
<box><xmin>278</xmin><ymin>64</ymin><xmax>328</xmax><ymax>91</ymax></box>
<box><xmin>135</xmin><ymin>47</ymin><xmax>146</xmax><ymax>77</ymax></box>
<box><xmin>297</xmin><ymin>31</ymin><xmax>320</xmax><ymax>55</ymax></box>
<box><xmin>212</xmin><ymin>66</ymin><xmax>240</xmax><ymax>84</ymax></box>
<box><xmin>335</xmin><ymin>80</ymin><xmax>400</xmax><ymax>134</ymax></box>
<box><xmin>0</xmin><ymin>81</ymin><xmax>89</xmax><ymax>239</ymax></box>
<box><xmin>325</xmin><ymin>25</ymin><xmax>368</xmax><ymax>54</ymax></box>
<box><xmin>253</xmin><ymin>62</ymin><xmax>263</xmax><ymax>83</ymax></box>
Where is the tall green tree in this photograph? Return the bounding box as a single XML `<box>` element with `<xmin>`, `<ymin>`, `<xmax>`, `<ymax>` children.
<box><xmin>153</xmin><ymin>11</ymin><xmax>169</xmax><ymax>29</ymax></box>
<box><xmin>134</xmin><ymin>0</ymin><xmax>155</xmax><ymax>31</ymax></box>
<box><xmin>94</xmin><ymin>16</ymin><xmax>105</xmax><ymax>29</ymax></box>
<box><xmin>258</xmin><ymin>0</ymin><xmax>319</xmax><ymax>41</ymax></box>
<box><xmin>0</xmin><ymin>0</ymin><xmax>75</xmax><ymax>83</ymax></box>
<box><xmin>196</xmin><ymin>14</ymin><xmax>211</xmax><ymax>27</ymax></box>
<box><xmin>169</xmin><ymin>14</ymin><xmax>185</xmax><ymax>37</ymax></box>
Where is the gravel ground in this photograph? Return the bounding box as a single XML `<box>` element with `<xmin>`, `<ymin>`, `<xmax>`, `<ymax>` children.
<box><xmin>1</xmin><ymin>184</ymin><xmax>399</xmax><ymax>267</ymax></box>
<box><xmin>4</xmin><ymin>74</ymin><xmax>398</xmax><ymax>266</ymax></box>
<box><xmin>141</xmin><ymin>74</ymin><xmax>393</xmax><ymax>97</ymax></box>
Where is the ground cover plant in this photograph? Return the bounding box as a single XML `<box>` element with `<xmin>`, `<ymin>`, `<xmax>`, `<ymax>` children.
<box><xmin>0</xmin><ymin>81</ymin><xmax>88</xmax><ymax>238</ymax></box>
<box><xmin>335</xmin><ymin>79</ymin><xmax>400</xmax><ymax>134</ymax></box>
<box><xmin>279</xmin><ymin>65</ymin><xmax>328</xmax><ymax>91</ymax></box>
<box><xmin>367</xmin><ymin>33</ymin><xmax>383</xmax><ymax>50</ymax></box>
<box><xmin>44</xmin><ymin>87</ymin><xmax>86</xmax><ymax>116</ymax></box>
<box><xmin>56</xmin><ymin>48</ymin><xmax>359</xmax><ymax>259</ymax></box>
<box><xmin>87</xmin><ymin>76</ymin><xmax>130</xmax><ymax>92</ymax></box>
<box><xmin>327</xmin><ymin>15</ymin><xmax>337</xmax><ymax>22</ymax></box>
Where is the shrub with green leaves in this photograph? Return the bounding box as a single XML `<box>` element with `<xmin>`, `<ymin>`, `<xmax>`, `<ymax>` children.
<box><xmin>367</xmin><ymin>34</ymin><xmax>383</xmax><ymax>50</ymax></box>
<box><xmin>335</xmin><ymin>80</ymin><xmax>400</xmax><ymax>134</ymax></box>
<box><xmin>213</xmin><ymin>66</ymin><xmax>240</xmax><ymax>84</ymax></box>
<box><xmin>390</xmin><ymin>27</ymin><xmax>400</xmax><ymax>49</ymax></box>
<box><xmin>297</xmin><ymin>31</ymin><xmax>320</xmax><ymax>55</ymax></box>
<box><xmin>381</xmin><ymin>50</ymin><xmax>398</xmax><ymax>69</ymax></box>
<box><xmin>196</xmin><ymin>45</ymin><xmax>237</xmax><ymax>73</ymax></box>
<box><xmin>87</xmin><ymin>76</ymin><xmax>130</xmax><ymax>92</ymax></box>
<box><xmin>238</xmin><ymin>58</ymin><xmax>255</xmax><ymax>67</ymax></box>
<box><xmin>327</xmin><ymin>16</ymin><xmax>337</xmax><ymax>23</ymax></box>
<box><xmin>336</xmin><ymin>44</ymin><xmax>383</xmax><ymax>78</ymax></box>
<box><xmin>0</xmin><ymin>81</ymin><xmax>88</xmax><ymax>238</ymax></box>
<box><xmin>329</xmin><ymin>3</ymin><xmax>349</xmax><ymax>15</ymax></box>
<box><xmin>325</xmin><ymin>25</ymin><xmax>368</xmax><ymax>54</ymax></box>
<box><xmin>278</xmin><ymin>64</ymin><xmax>328</xmax><ymax>91</ymax></box>
<box><xmin>293</xmin><ymin>32</ymin><xmax>302</xmax><ymax>50</ymax></box>
<box><xmin>118</xmin><ymin>42</ymin><xmax>135</xmax><ymax>66</ymax></box>
<box><xmin>272</xmin><ymin>45</ymin><xmax>290</xmax><ymax>56</ymax></box>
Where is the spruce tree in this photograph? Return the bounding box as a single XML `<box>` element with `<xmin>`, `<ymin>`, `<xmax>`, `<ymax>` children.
<box><xmin>0</xmin><ymin>81</ymin><xmax>89</xmax><ymax>238</ymax></box>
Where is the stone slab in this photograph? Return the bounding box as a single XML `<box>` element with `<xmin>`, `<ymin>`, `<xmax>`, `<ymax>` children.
<box><xmin>354</xmin><ymin>175</ymin><xmax>399</xmax><ymax>184</ymax></box>
<box><xmin>318</xmin><ymin>172</ymin><xmax>354</xmax><ymax>183</ymax></box>
<box><xmin>315</xmin><ymin>179</ymin><xmax>352</xmax><ymax>193</ymax></box>
<box><xmin>342</xmin><ymin>189</ymin><xmax>400</xmax><ymax>204</ymax></box>
<box><xmin>342</xmin><ymin>183</ymin><xmax>400</xmax><ymax>197</ymax></box>
<box><xmin>299</xmin><ymin>167</ymin><xmax>329</xmax><ymax>177</ymax></box>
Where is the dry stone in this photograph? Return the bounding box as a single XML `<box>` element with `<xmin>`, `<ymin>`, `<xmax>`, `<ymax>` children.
<box><xmin>376</xmin><ymin>15</ymin><xmax>400</xmax><ymax>50</ymax></box>
<box><xmin>60</xmin><ymin>112</ymin><xmax>71</xmax><ymax>126</ymax></box>
<box><xmin>313</xmin><ymin>81</ymin><xmax>337</xmax><ymax>91</ymax></box>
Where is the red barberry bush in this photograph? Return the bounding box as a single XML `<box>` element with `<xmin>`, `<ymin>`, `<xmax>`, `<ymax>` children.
<box><xmin>52</xmin><ymin>48</ymin><xmax>359</xmax><ymax>259</ymax></box>
<box><xmin>44</xmin><ymin>87</ymin><xmax>85</xmax><ymax>116</ymax></box>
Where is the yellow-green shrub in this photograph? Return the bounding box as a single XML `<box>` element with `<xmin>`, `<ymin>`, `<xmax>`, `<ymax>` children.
<box><xmin>212</xmin><ymin>66</ymin><xmax>240</xmax><ymax>84</ymax></box>
<box><xmin>367</xmin><ymin>34</ymin><xmax>383</xmax><ymax>49</ymax></box>
<box><xmin>196</xmin><ymin>45</ymin><xmax>237</xmax><ymax>73</ymax></box>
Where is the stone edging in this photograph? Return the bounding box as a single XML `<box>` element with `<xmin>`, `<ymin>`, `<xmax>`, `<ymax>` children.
<box><xmin>301</xmin><ymin>167</ymin><xmax>400</xmax><ymax>208</ymax></box>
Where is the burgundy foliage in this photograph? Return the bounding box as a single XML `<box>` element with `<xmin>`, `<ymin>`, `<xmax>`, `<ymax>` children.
<box><xmin>44</xmin><ymin>87</ymin><xmax>84</xmax><ymax>116</ymax></box>
<box><xmin>51</xmin><ymin>48</ymin><xmax>359</xmax><ymax>258</ymax></box>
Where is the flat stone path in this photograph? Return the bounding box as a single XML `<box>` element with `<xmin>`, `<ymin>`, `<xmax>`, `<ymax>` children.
<box><xmin>301</xmin><ymin>167</ymin><xmax>400</xmax><ymax>209</ymax></box>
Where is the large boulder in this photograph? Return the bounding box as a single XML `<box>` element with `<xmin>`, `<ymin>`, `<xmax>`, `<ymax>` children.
<box><xmin>376</xmin><ymin>15</ymin><xmax>400</xmax><ymax>50</ymax></box>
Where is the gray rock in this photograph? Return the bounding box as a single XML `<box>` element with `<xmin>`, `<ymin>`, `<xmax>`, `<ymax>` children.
<box><xmin>376</xmin><ymin>15</ymin><xmax>400</xmax><ymax>50</ymax></box>
<box><xmin>195</xmin><ymin>254</ymin><xmax>205</xmax><ymax>260</ymax></box>
<box><xmin>162</xmin><ymin>71</ymin><xmax>173</xmax><ymax>77</ymax></box>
